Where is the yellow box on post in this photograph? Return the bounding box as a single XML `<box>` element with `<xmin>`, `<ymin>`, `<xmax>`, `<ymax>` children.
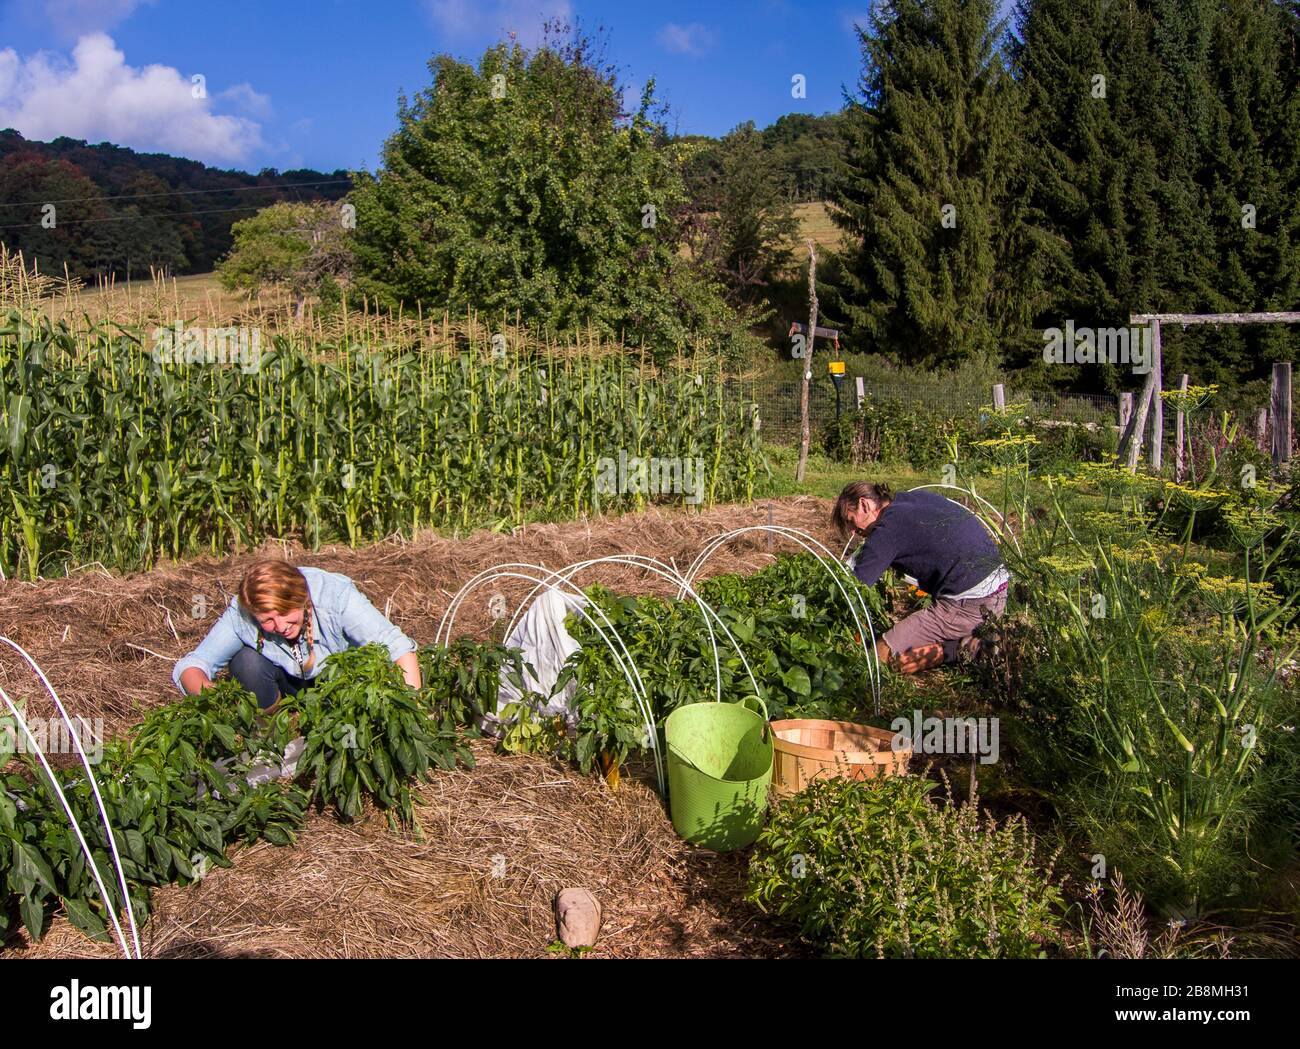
<box><xmin>828</xmin><ymin>360</ymin><xmax>846</xmax><ymax>376</ymax></box>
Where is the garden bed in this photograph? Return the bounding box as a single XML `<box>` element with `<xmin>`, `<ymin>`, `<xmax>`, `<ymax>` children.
<box><xmin>0</xmin><ymin>497</ymin><xmax>836</xmax><ymax>742</ymax></box>
<box><xmin>1</xmin><ymin>497</ymin><xmax>834</xmax><ymax>959</ymax></box>
<box><xmin>4</xmin><ymin>742</ymin><xmax>810</xmax><ymax>959</ymax></box>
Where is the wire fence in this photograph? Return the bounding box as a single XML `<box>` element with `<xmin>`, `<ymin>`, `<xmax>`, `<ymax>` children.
<box><xmin>745</xmin><ymin>372</ymin><xmax>1119</xmax><ymax>444</ymax></box>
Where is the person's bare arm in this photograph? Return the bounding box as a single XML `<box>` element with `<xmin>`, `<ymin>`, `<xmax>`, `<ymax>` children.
<box><xmin>395</xmin><ymin>651</ymin><xmax>421</xmax><ymax>689</ymax></box>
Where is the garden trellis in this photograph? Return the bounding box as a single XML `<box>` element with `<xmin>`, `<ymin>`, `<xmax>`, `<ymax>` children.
<box><xmin>1122</xmin><ymin>312</ymin><xmax>1300</xmax><ymax>472</ymax></box>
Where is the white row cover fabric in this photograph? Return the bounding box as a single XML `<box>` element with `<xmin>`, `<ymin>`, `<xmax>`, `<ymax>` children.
<box><xmin>493</xmin><ymin>588</ymin><xmax>588</xmax><ymax>728</ymax></box>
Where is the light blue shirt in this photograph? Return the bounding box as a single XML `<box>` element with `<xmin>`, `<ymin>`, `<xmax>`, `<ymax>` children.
<box><xmin>172</xmin><ymin>567</ymin><xmax>416</xmax><ymax>692</ymax></box>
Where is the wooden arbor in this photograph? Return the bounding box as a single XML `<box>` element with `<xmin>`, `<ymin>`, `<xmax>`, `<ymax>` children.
<box><xmin>1120</xmin><ymin>312</ymin><xmax>1299</xmax><ymax>472</ymax></box>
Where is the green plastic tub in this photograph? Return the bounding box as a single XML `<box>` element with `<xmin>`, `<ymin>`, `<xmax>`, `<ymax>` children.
<box><xmin>664</xmin><ymin>696</ymin><xmax>773</xmax><ymax>851</ymax></box>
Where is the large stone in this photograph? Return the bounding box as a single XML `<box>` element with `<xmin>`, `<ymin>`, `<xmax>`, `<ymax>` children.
<box><xmin>554</xmin><ymin>887</ymin><xmax>602</xmax><ymax>949</ymax></box>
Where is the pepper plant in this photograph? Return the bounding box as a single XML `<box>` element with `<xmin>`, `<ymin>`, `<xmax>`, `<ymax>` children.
<box><xmin>286</xmin><ymin>645</ymin><xmax>474</xmax><ymax>829</ymax></box>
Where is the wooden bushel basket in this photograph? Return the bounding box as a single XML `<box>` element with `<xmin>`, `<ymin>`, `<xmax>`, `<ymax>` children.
<box><xmin>769</xmin><ymin>719</ymin><xmax>910</xmax><ymax>800</ymax></box>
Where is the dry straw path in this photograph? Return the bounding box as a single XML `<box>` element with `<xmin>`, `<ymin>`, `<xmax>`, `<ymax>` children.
<box><xmin>1</xmin><ymin>497</ymin><xmax>834</xmax><ymax>959</ymax></box>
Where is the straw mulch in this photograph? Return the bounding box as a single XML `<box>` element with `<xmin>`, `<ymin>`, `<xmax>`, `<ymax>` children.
<box><xmin>4</xmin><ymin>741</ymin><xmax>810</xmax><ymax>959</ymax></box>
<box><xmin>1</xmin><ymin>497</ymin><xmax>834</xmax><ymax>959</ymax></box>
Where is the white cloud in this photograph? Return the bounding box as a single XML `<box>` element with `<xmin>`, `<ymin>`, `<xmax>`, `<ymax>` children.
<box><xmin>38</xmin><ymin>0</ymin><xmax>156</xmax><ymax>40</ymax></box>
<box><xmin>657</xmin><ymin>23</ymin><xmax>717</xmax><ymax>58</ymax></box>
<box><xmin>0</xmin><ymin>33</ymin><xmax>265</xmax><ymax>164</ymax></box>
<box><xmin>423</xmin><ymin>0</ymin><xmax>573</xmax><ymax>47</ymax></box>
<box><xmin>219</xmin><ymin>82</ymin><xmax>272</xmax><ymax>119</ymax></box>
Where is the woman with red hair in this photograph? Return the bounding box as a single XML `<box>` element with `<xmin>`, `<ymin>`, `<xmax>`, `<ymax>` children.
<box><xmin>174</xmin><ymin>560</ymin><xmax>420</xmax><ymax>709</ymax></box>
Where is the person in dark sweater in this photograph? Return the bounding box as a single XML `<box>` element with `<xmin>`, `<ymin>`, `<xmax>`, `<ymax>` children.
<box><xmin>832</xmin><ymin>482</ymin><xmax>1009</xmax><ymax>674</ymax></box>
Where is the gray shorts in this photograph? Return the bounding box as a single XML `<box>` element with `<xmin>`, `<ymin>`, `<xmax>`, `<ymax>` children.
<box><xmin>882</xmin><ymin>587</ymin><xmax>1007</xmax><ymax>655</ymax></box>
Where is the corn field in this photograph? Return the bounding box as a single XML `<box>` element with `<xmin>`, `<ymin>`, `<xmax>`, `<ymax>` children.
<box><xmin>0</xmin><ymin>308</ymin><xmax>764</xmax><ymax>579</ymax></box>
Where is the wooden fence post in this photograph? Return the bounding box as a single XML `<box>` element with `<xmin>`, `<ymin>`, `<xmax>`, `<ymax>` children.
<box><xmin>1119</xmin><ymin>392</ymin><xmax>1134</xmax><ymax>435</ymax></box>
<box><xmin>1272</xmin><ymin>362</ymin><xmax>1292</xmax><ymax>467</ymax></box>
<box><xmin>1174</xmin><ymin>373</ymin><xmax>1189</xmax><ymax>482</ymax></box>
<box><xmin>992</xmin><ymin>383</ymin><xmax>1006</xmax><ymax>411</ymax></box>
<box><xmin>794</xmin><ymin>242</ymin><xmax>818</xmax><ymax>484</ymax></box>
<box><xmin>1150</xmin><ymin>322</ymin><xmax>1164</xmax><ymax>471</ymax></box>
<box><xmin>855</xmin><ymin>376</ymin><xmax>865</xmax><ymax>411</ymax></box>
<box><xmin>1256</xmin><ymin>407</ymin><xmax>1268</xmax><ymax>446</ymax></box>
<box><xmin>1123</xmin><ymin>367</ymin><xmax>1159</xmax><ymax>471</ymax></box>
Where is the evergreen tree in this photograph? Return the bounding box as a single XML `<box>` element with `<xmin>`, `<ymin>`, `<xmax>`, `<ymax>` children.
<box><xmin>830</xmin><ymin>0</ymin><xmax>1031</xmax><ymax>368</ymax></box>
<box><xmin>686</xmin><ymin>122</ymin><xmax>799</xmax><ymax>305</ymax></box>
<box><xmin>1198</xmin><ymin>0</ymin><xmax>1300</xmax><ymax>377</ymax></box>
<box><xmin>1010</xmin><ymin>0</ymin><xmax>1163</xmax><ymax>383</ymax></box>
<box><xmin>1014</xmin><ymin>0</ymin><xmax>1300</xmax><ymax>388</ymax></box>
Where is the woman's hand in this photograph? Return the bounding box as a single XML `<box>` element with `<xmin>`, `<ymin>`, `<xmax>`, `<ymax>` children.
<box><xmin>179</xmin><ymin>666</ymin><xmax>214</xmax><ymax>695</ymax></box>
<box><xmin>395</xmin><ymin>651</ymin><xmax>422</xmax><ymax>690</ymax></box>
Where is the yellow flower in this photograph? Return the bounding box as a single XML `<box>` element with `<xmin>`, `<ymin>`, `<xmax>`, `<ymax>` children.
<box><xmin>1141</xmin><ymin>605</ymin><xmax>1168</xmax><ymax>632</ymax></box>
<box><xmin>974</xmin><ymin>432</ymin><xmax>1040</xmax><ymax>451</ymax></box>
<box><xmin>1159</xmin><ymin>384</ymin><xmax>1219</xmax><ymax>415</ymax></box>
<box><xmin>1067</xmin><ymin>459</ymin><xmax>1157</xmax><ymax>498</ymax></box>
<box><xmin>1195</xmin><ymin>575</ymin><xmax>1280</xmax><ymax>616</ymax></box>
<box><xmin>1039</xmin><ymin>549</ymin><xmax>1096</xmax><ymax>576</ymax></box>
<box><xmin>1221</xmin><ymin>503</ymin><xmax>1283</xmax><ymax>549</ymax></box>
<box><xmin>1081</xmin><ymin>509</ymin><xmax>1148</xmax><ymax>535</ymax></box>
<box><xmin>1173</xmin><ymin>559</ymin><xmax>1208</xmax><ymax>581</ymax></box>
<box><xmin>1160</xmin><ymin>481</ymin><xmax>1231</xmax><ymax>511</ymax></box>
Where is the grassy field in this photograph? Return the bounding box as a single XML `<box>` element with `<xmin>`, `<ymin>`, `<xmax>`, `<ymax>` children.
<box><xmin>757</xmin><ymin>443</ymin><xmax>931</xmax><ymax>502</ymax></box>
<box><xmin>39</xmin><ymin>270</ymin><xmax>293</xmax><ymax>325</ymax></box>
<box><xmin>792</xmin><ymin>201</ymin><xmax>842</xmax><ymax>254</ymax></box>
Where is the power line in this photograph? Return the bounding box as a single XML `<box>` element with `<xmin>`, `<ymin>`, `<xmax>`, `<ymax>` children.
<box><xmin>0</xmin><ymin>203</ymin><xmax>281</xmax><ymax>233</ymax></box>
<box><xmin>0</xmin><ymin>177</ymin><xmax>352</xmax><ymax>211</ymax></box>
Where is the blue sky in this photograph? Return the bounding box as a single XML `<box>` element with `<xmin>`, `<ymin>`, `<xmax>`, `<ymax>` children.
<box><xmin>0</xmin><ymin>1</ymin><xmax>1016</xmax><ymax>175</ymax></box>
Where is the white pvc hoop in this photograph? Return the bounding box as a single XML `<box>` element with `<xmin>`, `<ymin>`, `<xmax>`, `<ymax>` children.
<box><xmin>681</xmin><ymin>526</ymin><xmax>883</xmax><ymax>715</ymax></box>
<box><xmin>435</xmin><ymin>567</ymin><xmax>664</xmax><ymax>793</ymax></box>
<box><xmin>0</xmin><ymin>680</ymin><xmax>136</xmax><ymax>959</ymax></box>
<box><xmin>1</xmin><ymin>637</ymin><xmax>139</xmax><ymax>957</ymax></box>
<box><xmin>505</xmin><ymin>554</ymin><xmax>762</xmax><ymax>704</ymax></box>
<box><xmin>435</xmin><ymin>562</ymin><xmax>653</xmax><ymax>717</ymax></box>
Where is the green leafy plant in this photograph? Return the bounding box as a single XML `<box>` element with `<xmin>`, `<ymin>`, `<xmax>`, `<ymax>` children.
<box><xmin>748</xmin><ymin>776</ymin><xmax>1065</xmax><ymax>958</ymax></box>
<box><xmin>1</xmin><ymin>658</ymin><xmax>479</xmax><ymax>945</ymax></box>
<box><xmin>559</xmin><ymin>650</ymin><xmax>646</xmax><ymax>788</ymax></box>
<box><xmin>419</xmin><ymin>639</ymin><xmax>531</xmax><ymax>732</ymax></box>
<box><xmin>1002</xmin><ymin>459</ymin><xmax>1299</xmax><ymax>912</ymax></box>
<box><xmin>221</xmin><ymin>781</ymin><xmax>310</xmax><ymax>847</ymax></box>
<box><xmin>288</xmin><ymin>645</ymin><xmax>474</xmax><ymax>829</ymax></box>
<box><xmin>498</xmin><ymin>701</ymin><xmax>571</xmax><ymax>761</ymax></box>
<box><xmin>514</xmin><ymin>555</ymin><xmax>893</xmax><ymax>786</ymax></box>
